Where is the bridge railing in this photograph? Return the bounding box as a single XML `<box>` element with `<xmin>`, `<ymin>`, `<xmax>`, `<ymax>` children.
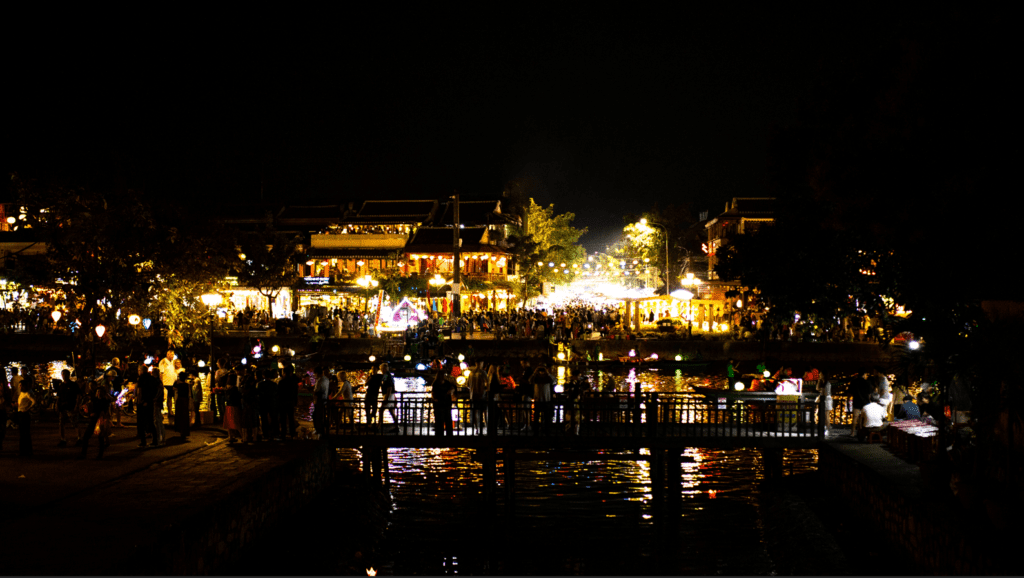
<box><xmin>325</xmin><ymin>391</ymin><xmax>827</xmax><ymax>439</ymax></box>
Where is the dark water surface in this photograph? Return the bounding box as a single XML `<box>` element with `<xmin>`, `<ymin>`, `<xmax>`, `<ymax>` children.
<box><xmin>349</xmin><ymin>368</ymin><xmax>819</xmax><ymax>576</ymax></box>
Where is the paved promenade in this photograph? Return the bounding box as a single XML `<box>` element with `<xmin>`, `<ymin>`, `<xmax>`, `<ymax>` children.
<box><xmin>1</xmin><ymin>414</ymin><xmax>322</xmax><ymax>575</ymax></box>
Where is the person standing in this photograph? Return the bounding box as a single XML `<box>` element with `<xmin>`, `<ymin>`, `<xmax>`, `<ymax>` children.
<box><xmin>136</xmin><ymin>364</ymin><xmax>159</xmax><ymax>447</ymax></box>
<box><xmin>312</xmin><ymin>366</ymin><xmax>330</xmax><ymax>436</ymax></box>
<box><xmin>330</xmin><ymin>370</ymin><xmax>355</xmax><ymax>424</ymax></box>
<box><xmin>213</xmin><ymin>358</ymin><xmax>230</xmax><ymax>423</ymax></box>
<box><xmin>467</xmin><ymin>360</ymin><xmax>487</xmax><ymax>435</ymax></box>
<box><xmin>152</xmin><ymin>368</ymin><xmax>166</xmax><ymax>446</ymax></box>
<box><xmin>55</xmin><ymin>369</ymin><xmax>82</xmax><ymax>448</ymax></box>
<box><xmin>430</xmin><ymin>366</ymin><xmax>456</xmax><ymax>437</ymax></box>
<box><xmin>277</xmin><ymin>365</ymin><xmax>300</xmax><ymax>439</ymax></box>
<box><xmin>173</xmin><ymin>371</ymin><xmax>191</xmax><ymax>441</ymax></box>
<box><xmin>256</xmin><ymin>369</ymin><xmax>279</xmax><ymax>440</ymax></box>
<box><xmin>158</xmin><ymin>350</ymin><xmax>177</xmax><ymax>419</ymax></box>
<box><xmin>849</xmin><ymin>370</ymin><xmax>873</xmax><ymax>437</ymax></box>
<box><xmin>15</xmin><ymin>384</ymin><xmax>35</xmax><ymax>456</ymax></box>
<box><xmin>191</xmin><ymin>371</ymin><xmax>203</xmax><ymax>428</ymax></box>
<box><xmin>726</xmin><ymin>359</ymin><xmax>740</xmax><ymax>391</ymax></box>
<box><xmin>873</xmin><ymin>367</ymin><xmax>893</xmax><ymax>419</ymax></box>
<box><xmin>240</xmin><ymin>365</ymin><xmax>259</xmax><ymax>443</ymax></box>
<box><xmin>530</xmin><ymin>365</ymin><xmax>555</xmax><ymax>435</ymax></box>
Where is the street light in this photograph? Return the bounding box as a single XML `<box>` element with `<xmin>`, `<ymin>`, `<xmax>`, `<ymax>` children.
<box><xmin>638</xmin><ymin>218</ymin><xmax>671</xmax><ymax>296</ymax></box>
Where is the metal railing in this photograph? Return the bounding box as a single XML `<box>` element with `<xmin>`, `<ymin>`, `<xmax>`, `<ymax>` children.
<box><xmin>324</xmin><ymin>391</ymin><xmax>830</xmax><ymax>440</ymax></box>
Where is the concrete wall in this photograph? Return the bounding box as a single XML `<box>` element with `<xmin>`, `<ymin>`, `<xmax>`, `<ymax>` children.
<box><xmin>117</xmin><ymin>442</ymin><xmax>335</xmax><ymax>575</ymax></box>
<box><xmin>818</xmin><ymin>444</ymin><xmax>1008</xmax><ymax>575</ymax></box>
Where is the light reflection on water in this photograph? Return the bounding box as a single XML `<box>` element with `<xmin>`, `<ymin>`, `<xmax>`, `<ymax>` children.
<box><xmin>351</xmin><ymin>368</ymin><xmax>819</xmax><ymax>576</ymax></box>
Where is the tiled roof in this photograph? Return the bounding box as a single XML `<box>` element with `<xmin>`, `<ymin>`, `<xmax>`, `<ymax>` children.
<box><xmin>356</xmin><ymin>200</ymin><xmax>437</xmax><ymax>219</ymax></box>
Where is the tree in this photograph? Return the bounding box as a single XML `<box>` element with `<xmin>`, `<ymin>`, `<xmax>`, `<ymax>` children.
<box><xmin>508</xmin><ymin>198</ymin><xmax>587</xmax><ymax>290</ymax></box>
<box><xmin>234</xmin><ymin>227</ymin><xmax>302</xmax><ymax>318</ymax></box>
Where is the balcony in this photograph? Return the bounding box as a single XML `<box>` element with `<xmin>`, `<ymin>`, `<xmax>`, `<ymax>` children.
<box><xmin>311</xmin><ymin>233</ymin><xmax>408</xmax><ymax>250</ymax></box>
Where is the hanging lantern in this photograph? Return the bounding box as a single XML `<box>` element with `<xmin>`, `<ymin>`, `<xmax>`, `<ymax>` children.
<box><xmin>128</xmin><ymin>314</ymin><xmax>141</xmax><ymax>326</ymax></box>
<box><xmin>51</xmin><ymin>310</ymin><xmax>62</xmax><ymax>323</ymax></box>
<box><xmin>142</xmin><ymin>318</ymin><xmax>152</xmax><ymax>330</ymax></box>
<box><xmin>95</xmin><ymin>325</ymin><xmax>106</xmax><ymax>338</ymax></box>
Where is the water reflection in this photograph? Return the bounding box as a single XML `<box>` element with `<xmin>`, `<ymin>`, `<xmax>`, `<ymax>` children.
<box><xmin>352</xmin><ymin>368</ymin><xmax>818</xmax><ymax>575</ymax></box>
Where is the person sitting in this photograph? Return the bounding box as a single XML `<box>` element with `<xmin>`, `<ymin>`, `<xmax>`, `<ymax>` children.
<box><xmin>894</xmin><ymin>395</ymin><xmax>921</xmax><ymax>420</ymax></box>
<box><xmin>856</xmin><ymin>392</ymin><xmax>889</xmax><ymax>441</ymax></box>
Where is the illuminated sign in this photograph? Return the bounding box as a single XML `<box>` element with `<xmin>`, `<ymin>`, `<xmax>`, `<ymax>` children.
<box><xmin>303</xmin><ymin>276</ymin><xmax>330</xmax><ymax>285</ymax></box>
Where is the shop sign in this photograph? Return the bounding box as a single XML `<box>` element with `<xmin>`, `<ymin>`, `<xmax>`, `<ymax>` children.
<box><xmin>303</xmin><ymin>276</ymin><xmax>330</xmax><ymax>285</ymax></box>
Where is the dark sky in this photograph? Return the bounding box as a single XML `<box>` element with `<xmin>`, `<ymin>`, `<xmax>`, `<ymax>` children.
<box><xmin>2</xmin><ymin>8</ymin><xmax>983</xmax><ymax>251</ymax></box>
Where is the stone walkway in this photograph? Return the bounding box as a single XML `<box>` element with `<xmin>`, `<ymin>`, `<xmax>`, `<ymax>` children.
<box><xmin>1</xmin><ymin>414</ymin><xmax>323</xmax><ymax>575</ymax></box>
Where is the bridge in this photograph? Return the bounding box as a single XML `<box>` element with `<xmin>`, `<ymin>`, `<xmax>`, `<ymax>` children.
<box><xmin>324</xmin><ymin>391</ymin><xmax>834</xmax><ymax>524</ymax></box>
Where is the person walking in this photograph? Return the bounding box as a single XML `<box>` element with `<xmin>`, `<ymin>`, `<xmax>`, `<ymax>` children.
<box><xmin>256</xmin><ymin>369</ymin><xmax>279</xmax><ymax>440</ymax></box>
<box><xmin>312</xmin><ymin>366</ymin><xmax>330</xmax><ymax>436</ymax></box>
<box><xmin>330</xmin><ymin>370</ymin><xmax>355</xmax><ymax>425</ymax></box>
<box><xmin>223</xmin><ymin>371</ymin><xmax>243</xmax><ymax>443</ymax></box>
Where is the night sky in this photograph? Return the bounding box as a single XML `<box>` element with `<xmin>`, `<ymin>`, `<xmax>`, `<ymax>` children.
<box><xmin>3</xmin><ymin>8</ymin><xmax>1010</xmax><ymax>251</ymax></box>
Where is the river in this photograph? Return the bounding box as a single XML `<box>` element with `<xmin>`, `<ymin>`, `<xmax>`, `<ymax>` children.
<box><xmin>345</xmin><ymin>367</ymin><xmax>819</xmax><ymax>575</ymax></box>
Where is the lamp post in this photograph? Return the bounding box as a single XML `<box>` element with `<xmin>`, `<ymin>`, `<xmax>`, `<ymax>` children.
<box><xmin>357</xmin><ymin>275</ymin><xmax>379</xmax><ymax>333</ymax></box>
<box><xmin>639</xmin><ymin>218</ymin><xmax>671</xmax><ymax>296</ymax></box>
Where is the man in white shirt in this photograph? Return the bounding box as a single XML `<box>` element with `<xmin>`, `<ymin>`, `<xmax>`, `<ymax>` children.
<box><xmin>158</xmin><ymin>350</ymin><xmax>177</xmax><ymax>417</ymax></box>
<box><xmin>856</xmin><ymin>392</ymin><xmax>889</xmax><ymax>441</ymax></box>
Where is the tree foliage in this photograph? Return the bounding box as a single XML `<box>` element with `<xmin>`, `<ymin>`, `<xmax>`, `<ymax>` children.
<box><xmin>234</xmin><ymin>227</ymin><xmax>302</xmax><ymax>317</ymax></box>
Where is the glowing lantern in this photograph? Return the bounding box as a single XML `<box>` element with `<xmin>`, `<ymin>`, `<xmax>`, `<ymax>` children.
<box><xmin>457</xmin><ymin>353</ymin><xmax>465</xmax><ymax>362</ymax></box>
<box><xmin>628</xmin><ymin>349</ymin><xmax>636</xmax><ymax>358</ymax></box>
<box><xmin>271</xmin><ymin>345</ymin><xmax>281</xmax><ymax>354</ymax></box>
<box><xmin>908</xmin><ymin>340</ymin><xmax>920</xmax><ymax>350</ymax></box>
<box><xmin>734</xmin><ymin>381</ymin><xmax>745</xmax><ymax>391</ymax></box>
<box><xmin>367</xmin><ymin>569</ymin><xmax>377</xmax><ymax>577</ymax></box>
<box><xmin>557</xmin><ymin>351</ymin><xmax>565</xmax><ymax>361</ymax></box>
<box><xmin>368</xmin><ymin>355</ymin><xmax>376</xmax><ymax>362</ymax></box>
<box><xmin>142</xmin><ymin>318</ymin><xmax>152</xmax><ymax>330</ymax></box>
<box><xmin>128</xmin><ymin>314</ymin><xmax>141</xmax><ymax>326</ymax></box>
<box><xmin>95</xmin><ymin>325</ymin><xmax>106</xmax><ymax>338</ymax></box>
<box><xmin>404</xmin><ymin>354</ymin><xmax>412</xmax><ymax>361</ymax></box>
<box><xmin>675</xmin><ymin>354</ymin><xmax>682</xmax><ymax>361</ymax></box>
<box><xmin>456</xmin><ymin>376</ymin><xmax>466</xmax><ymax>385</ymax></box>
<box><xmin>198</xmin><ymin>360</ymin><xmax>206</xmax><ymax>368</ymax></box>
<box><xmin>763</xmin><ymin>370</ymin><xmax>771</xmax><ymax>378</ymax></box>
<box><xmin>51</xmin><ymin>310</ymin><xmax>62</xmax><ymax>323</ymax></box>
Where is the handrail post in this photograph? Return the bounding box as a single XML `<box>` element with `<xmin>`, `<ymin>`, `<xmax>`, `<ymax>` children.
<box><xmin>487</xmin><ymin>391</ymin><xmax>497</xmax><ymax>437</ymax></box>
<box><xmin>646</xmin><ymin>393</ymin><xmax>658</xmax><ymax>437</ymax></box>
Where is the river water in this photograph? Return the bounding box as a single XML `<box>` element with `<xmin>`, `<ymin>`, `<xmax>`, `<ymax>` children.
<box><xmin>342</xmin><ymin>368</ymin><xmax>819</xmax><ymax>576</ymax></box>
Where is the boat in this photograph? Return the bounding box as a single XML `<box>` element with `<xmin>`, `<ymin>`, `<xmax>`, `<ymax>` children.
<box><xmin>692</xmin><ymin>385</ymin><xmax>819</xmax><ymax>404</ymax></box>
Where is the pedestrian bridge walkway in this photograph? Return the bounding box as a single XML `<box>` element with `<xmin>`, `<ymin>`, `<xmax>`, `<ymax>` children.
<box><xmin>325</xmin><ymin>392</ymin><xmax>827</xmax><ymax>450</ymax></box>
